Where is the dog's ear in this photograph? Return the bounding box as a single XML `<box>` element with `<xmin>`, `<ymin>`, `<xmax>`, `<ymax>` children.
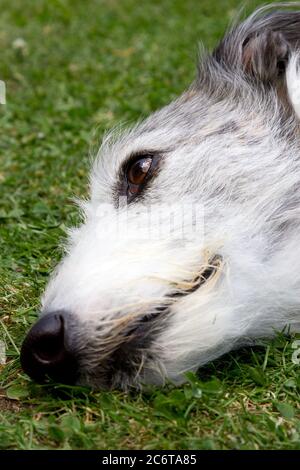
<box><xmin>240</xmin><ymin>30</ymin><xmax>290</xmax><ymax>82</ymax></box>
<box><xmin>208</xmin><ymin>5</ymin><xmax>300</xmax><ymax>118</ymax></box>
<box><xmin>213</xmin><ymin>6</ymin><xmax>300</xmax><ymax>84</ymax></box>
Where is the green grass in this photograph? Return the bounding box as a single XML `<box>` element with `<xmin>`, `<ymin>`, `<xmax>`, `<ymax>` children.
<box><xmin>0</xmin><ymin>0</ymin><xmax>300</xmax><ymax>450</ymax></box>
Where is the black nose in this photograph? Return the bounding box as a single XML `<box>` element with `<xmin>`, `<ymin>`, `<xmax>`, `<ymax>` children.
<box><xmin>20</xmin><ymin>311</ymin><xmax>78</xmax><ymax>384</ymax></box>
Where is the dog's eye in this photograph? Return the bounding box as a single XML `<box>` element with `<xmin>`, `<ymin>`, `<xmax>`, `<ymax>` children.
<box><xmin>126</xmin><ymin>157</ymin><xmax>153</xmax><ymax>195</ymax></box>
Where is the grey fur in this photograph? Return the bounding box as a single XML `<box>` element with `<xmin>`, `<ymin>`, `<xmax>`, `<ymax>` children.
<box><xmin>21</xmin><ymin>3</ymin><xmax>300</xmax><ymax>390</ymax></box>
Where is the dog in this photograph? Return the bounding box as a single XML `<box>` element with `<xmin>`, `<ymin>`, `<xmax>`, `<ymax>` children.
<box><xmin>20</xmin><ymin>3</ymin><xmax>300</xmax><ymax>390</ymax></box>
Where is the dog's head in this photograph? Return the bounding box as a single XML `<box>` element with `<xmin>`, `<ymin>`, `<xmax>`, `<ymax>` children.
<box><xmin>21</xmin><ymin>4</ymin><xmax>300</xmax><ymax>389</ymax></box>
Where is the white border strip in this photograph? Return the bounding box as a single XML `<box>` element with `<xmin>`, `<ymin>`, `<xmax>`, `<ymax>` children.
<box><xmin>0</xmin><ymin>80</ymin><xmax>6</xmax><ymax>105</ymax></box>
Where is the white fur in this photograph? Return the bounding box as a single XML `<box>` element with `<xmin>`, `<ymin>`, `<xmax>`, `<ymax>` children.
<box><xmin>287</xmin><ymin>53</ymin><xmax>300</xmax><ymax>118</ymax></box>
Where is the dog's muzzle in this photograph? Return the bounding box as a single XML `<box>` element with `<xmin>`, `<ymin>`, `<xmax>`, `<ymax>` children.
<box><xmin>20</xmin><ymin>311</ymin><xmax>78</xmax><ymax>384</ymax></box>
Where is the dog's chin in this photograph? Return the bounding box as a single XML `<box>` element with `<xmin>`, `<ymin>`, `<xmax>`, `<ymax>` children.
<box><xmin>76</xmin><ymin>369</ymin><xmax>143</xmax><ymax>391</ymax></box>
<box><xmin>76</xmin><ymin>351</ymin><xmax>166</xmax><ymax>390</ymax></box>
<box><xmin>78</xmin><ymin>372</ymin><xmax>167</xmax><ymax>391</ymax></box>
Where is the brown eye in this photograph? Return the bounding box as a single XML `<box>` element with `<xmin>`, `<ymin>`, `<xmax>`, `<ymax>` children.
<box><xmin>127</xmin><ymin>157</ymin><xmax>152</xmax><ymax>189</ymax></box>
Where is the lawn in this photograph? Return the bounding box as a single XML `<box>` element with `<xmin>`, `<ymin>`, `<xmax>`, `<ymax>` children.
<box><xmin>0</xmin><ymin>0</ymin><xmax>300</xmax><ymax>450</ymax></box>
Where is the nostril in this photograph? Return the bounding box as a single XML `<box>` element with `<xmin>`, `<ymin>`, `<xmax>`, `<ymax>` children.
<box><xmin>33</xmin><ymin>334</ymin><xmax>63</xmax><ymax>362</ymax></box>
<box><xmin>29</xmin><ymin>313</ymin><xmax>64</xmax><ymax>363</ymax></box>
<box><xmin>20</xmin><ymin>311</ymin><xmax>78</xmax><ymax>384</ymax></box>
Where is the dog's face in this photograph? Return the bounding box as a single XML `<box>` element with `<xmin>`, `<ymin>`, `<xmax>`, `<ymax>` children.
<box><xmin>21</xmin><ymin>4</ymin><xmax>300</xmax><ymax>389</ymax></box>
<box><xmin>35</xmin><ymin>94</ymin><xmax>229</xmax><ymax>389</ymax></box>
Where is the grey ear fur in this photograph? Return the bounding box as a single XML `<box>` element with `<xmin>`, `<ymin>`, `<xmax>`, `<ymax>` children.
<box><xmin>212</xmin><ymin>3</ymin><xmax>300</xmax><ymax>83</ymax></box>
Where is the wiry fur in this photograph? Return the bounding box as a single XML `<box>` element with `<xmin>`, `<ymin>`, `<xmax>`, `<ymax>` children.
<box><xmin>39</xmin><ymin>3</ymin><xmax>300</xmax><ymax>389</ymax></box>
